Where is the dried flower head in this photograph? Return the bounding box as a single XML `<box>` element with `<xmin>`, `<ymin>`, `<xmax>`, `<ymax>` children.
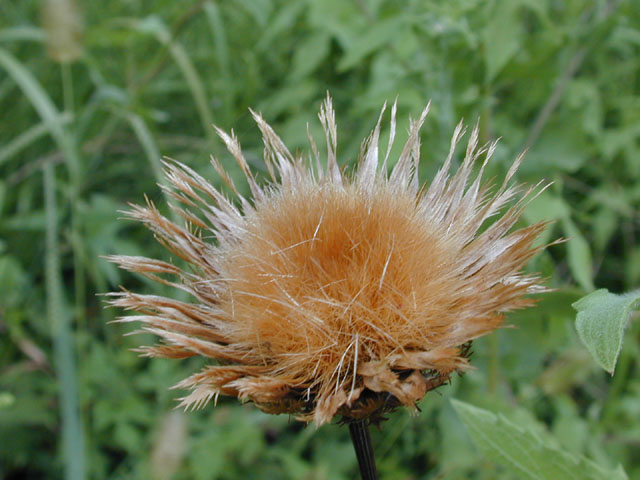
<box><xmin>42</xmin><ymin>0</ymin><xmax>84</xmax><ymax>63</ymax></box>
<box><xmin>108</xmin><ymin>96</ymin><xmax>548</xmax><ymax>425</ymax></box>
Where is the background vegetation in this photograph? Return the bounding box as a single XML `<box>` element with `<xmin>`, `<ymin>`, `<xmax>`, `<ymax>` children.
<box><xmin>1</xmin><ymin>0</ymin><xmax>639</xmax><ymax>478</ymax></box>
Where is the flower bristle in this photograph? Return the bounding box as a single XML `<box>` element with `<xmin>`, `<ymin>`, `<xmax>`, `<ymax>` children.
<box><xmin>108</xmin><ymin>95</ymin><xmax>549</xmax><ymax>425</ymax></box>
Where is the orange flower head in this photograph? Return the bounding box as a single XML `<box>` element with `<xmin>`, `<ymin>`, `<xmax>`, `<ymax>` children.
<box><xmin>108</xmin><ymin>96</ymin><xmax>549</xmax><ymax>425</ymax></box>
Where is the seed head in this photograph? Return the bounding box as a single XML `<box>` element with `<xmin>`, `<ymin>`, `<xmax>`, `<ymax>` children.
<box><xmin>108</xmin><ymin>96</ymin><xmax>549</xmax><ymax>425</ymax></box>
<box><xmin>42</xmin><ymin>0</ymin><xmax>84</xmax><ymax>63</ymax></box>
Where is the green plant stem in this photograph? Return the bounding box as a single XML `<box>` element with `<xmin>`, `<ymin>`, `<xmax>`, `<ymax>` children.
<box><xmin>44</xmin><ymin>163</ymin><xmax>86</xmax><ymax>480</ymax></box>
<box><xmin>61</xmin><ymin>62</ymin><xmax>73</xmax><ymax>113</ymax></box>
<box><xmin>348</xmin><ymin>420</ymin><xmax>379</xmax><ymax>480</ymax></box>
<box><xmin>61</xmin><ymin>62</ymin><xmax>87</xmax><ymax>328</ymax></box>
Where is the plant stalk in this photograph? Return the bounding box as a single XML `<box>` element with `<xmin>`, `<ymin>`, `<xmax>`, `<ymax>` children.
<box><xmin>348</xmin><ymin>419</ymin><xmax>379</xmax><ymax>480</ymax></box>
<box><xmin>44</xmin><ymin>164</ymin><xmax>86</xmax><ymax>480</ymax></box>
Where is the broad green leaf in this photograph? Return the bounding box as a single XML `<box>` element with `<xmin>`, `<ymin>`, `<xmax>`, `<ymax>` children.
<box><xmin>562</xmin><ymin>217</ymin><xmax>595</xmax><ymax>292</ymax></box>
<box><xmin>591</xmin><ymin>207</ymin><xmax>619</xmax><ymax>252</ymax></box>
<box><xmin>524</xmin><ymin>193</ymin><xmax>594</xmax><ymax>291</ymax></box>
<box><xmin>572</xmin><ymin>289</ymin><xmax>640</xmax><ymax>373</ymax></box>
<box><xmin>483</xmin><ymin>4</ymin><xmax>522</xmax><ymax>81</ymax></box>
<box><xmin>258</xmin><ymin>1</ymin><xmax>305</xmax><ymax>51</ymax></box>
<box><xmin>523</xmin><ymin>191</ymin><xmax>569</xmax><ymax>246</ymax></box>
<box><xmin>289</xmin><ymin>32</ymin><xmax>330</xmax><ymax>80</ymax></box>
<box><xmin>337</xmin><ymin>16</ymin><xmax>405</xmax><ymax>72</ymax></box>
<box><xmin>524</xmin><ymin>191</ymin><xmax>571</xmax><ymax>223</ymax></box>
<box><xmin>524</xmin><ymin>128</ymin><xmax>588</xmax><ymax>174</ymax></box>
<box><xmin>452</xmin><ymin>399</ymin><xmax>628</xmax><ymax>480</ymax></box>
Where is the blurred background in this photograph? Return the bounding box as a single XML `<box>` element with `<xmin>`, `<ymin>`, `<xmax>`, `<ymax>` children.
<box><xmin>1</xmin><ymin>0</ymin><xmax>639</xmax><ymax>478</ymax></box>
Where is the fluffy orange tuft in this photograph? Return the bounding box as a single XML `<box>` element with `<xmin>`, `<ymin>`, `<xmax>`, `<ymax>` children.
<box><xmin>108</xmin><ymin>95</ymin><xmax>549</xmax><ymax>425</ymax></box>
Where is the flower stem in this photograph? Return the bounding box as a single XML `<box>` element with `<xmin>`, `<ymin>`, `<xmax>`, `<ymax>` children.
<box><xmin>348</xmin><ymin>419</ymin><xmax>378</xmax><ymax>480</ymax></box>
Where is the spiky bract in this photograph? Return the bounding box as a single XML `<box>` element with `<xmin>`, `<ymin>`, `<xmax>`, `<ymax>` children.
<box><xmin>108</xmin><ymin>96</ymin><xmax>548</xmax><ymax>425</ymax></box>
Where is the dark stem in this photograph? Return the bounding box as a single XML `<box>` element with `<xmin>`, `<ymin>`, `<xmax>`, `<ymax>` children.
<box><xmin>348</xmin><ymin>419</ymin><xmax>379</xmax><ymax>480</ymax></box>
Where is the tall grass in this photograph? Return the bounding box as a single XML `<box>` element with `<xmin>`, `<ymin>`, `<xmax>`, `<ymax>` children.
<box><xmin>44</xmin><ymin>162</ymin><xmax>86</xmax><ymax>480</ymax></box>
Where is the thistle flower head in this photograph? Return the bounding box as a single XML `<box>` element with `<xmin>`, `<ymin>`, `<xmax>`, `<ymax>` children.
<box><xmin>108</xmin><ymin>96</ymin><xmax>548</xmax><ymax>425</ymax></box>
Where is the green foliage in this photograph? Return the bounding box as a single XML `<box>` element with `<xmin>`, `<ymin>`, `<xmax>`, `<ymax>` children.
<box><xmin>573</xmin><ymin>289</ymin><xmax>640</xmax><ymax>373</ymax></box>
<box><xmin>452</xmin><ymin>399</ymin><xmax>628</xmax><ymax>480</ymax></box>
<box><xmin>1</xmin><ymin>0</ymin><xmax>639</xmax><ymax>478</ymax></box>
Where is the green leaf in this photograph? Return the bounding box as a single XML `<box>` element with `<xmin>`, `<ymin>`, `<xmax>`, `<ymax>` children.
<box><xmin>0</xmin><ymin>26</ymin><xmax>45</xmax><ymax>43</ymax></box>
<box><xmin>483</xmin><ymin>4</ymin><xmax>522</xmax><ymax>81</ymax></box>
<box><xmin>0</xmin><ymin>47</ymin><xmax>80</xmax><ymax>179</ymax></box>
<box><xmin>258</xmin><ymin>1</ymin><xmax>305</xmax><ymax>52</ymax></box>
<box><xmin>289</xmin><ymin>32</ymin><xmax>330</xmax><ymax>80</ymax></box>
<box><xmin>203</xmin><ymin>2</ymin><xmax>231</xmax><ymax>81</ymax></box>
<box><xmin>451</xmin><ymin>399</ymin><xmax>628</xmax><ymax>480</ymax></box>
<box><xmin>562</xmin><ymin>217</ymin><xmax>595</xmax><ymax>292</ymax></box>
<box><xmin>572</xmin><ymin>289</ymin><xmax>640</xmax><ymax>374</ymax></box>
<box><xmin>44</xmin><ymin>164</ymin><xmax>86</xmax><ymax>480</ymax></box>
<box><xmin>524</xmin><ymin>127</ymin><xmax>588</xmax><ymax>174</ymax></box>
<box><xmin>0</xmin><ymin>112</ymin><xmax>73</xmax><ymax>168</ymax></box>
<box><xmin>337</xmin><ymin>16</ymin><xmax>405</xmax><ymax>72</ymax></box>
<box><xmin>0</xmin><ymin>392</ymin><xmax>15</xmax><ymax>409</ymax></box>
<box><xmin>523</xmin><ymin>191</ymin><xmax>569</xmax><ymax>246</ymax></box>
<box><xmin>131</xmin><ymin>16</ymin><xmax>215</xmax><ymax>140</ymax></box>
<box><xmin>524</xmin><ymin>193</ymin><xmax>594</xmax><ymax>292</ymax></box>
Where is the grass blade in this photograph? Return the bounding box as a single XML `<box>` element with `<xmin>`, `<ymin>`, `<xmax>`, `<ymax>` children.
<box><xmin>133</xmin><ymin>16</ymin><xmax>215</xmax><ymax>140</ymax></box>
<box><xmin>44</xmin><ymin>163</ymin><xmax>86</xmax><ymax>480</ymax></box>
<box><xmin>126</xmin><ymin>112</ymin><xmax>166</xmax><ymax>188</ymax></box>
<box><xmin>203</xmin><ymin>1</ymin><xmax>233</xmax><ymax>120</ymax></box>
<box><xmin>125</xmin><ymin>112</ymin><xmax>180</xmax><ymax>223</ymax></box>
<box><xmin>0</xmin><ymin>26</ymin><xmax>45</xmax><ymax>43</ymax></box>
<box><xmin>0</xmin><ymin>47</ymin><xmax>80</xmax><ymax>179</ymax></box>
<box><xmin>0</xmin><ymin>112</ymin><xmax>73</xmax><ymax>167</ymax></box>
